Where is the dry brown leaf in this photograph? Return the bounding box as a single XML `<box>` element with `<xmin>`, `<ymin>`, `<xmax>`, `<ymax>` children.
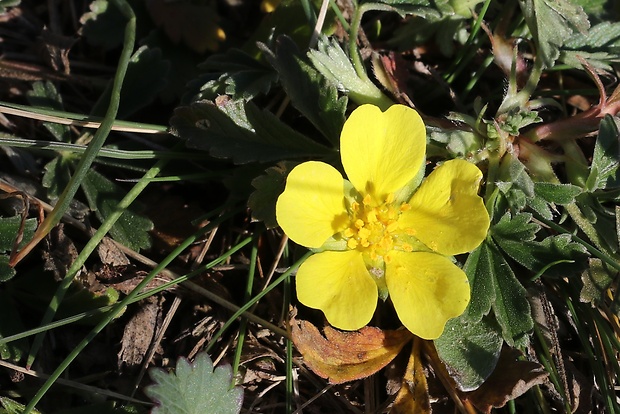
<box><xmin>292</xmin><ymin>318</ymin><xmax>412</xmax><ymax>384</ymax></box>
<box><xmin>464</xmin><ymin>348</ymin><xmax>548</xmax><ymax>413</ymax></box>
<box><xmin>391</xmin><ymin>338</ymin><xmax>431</xmax><ymax>414</ymax></box>
<box><xmin>42</xmin><ymin>224</ymin><xmax>78</xmax><ymax>281</ymax></box>
<box><xmin>118</xmin><ymin>296</ymin><xmax>163</xmax><ymax>370</ymax></box>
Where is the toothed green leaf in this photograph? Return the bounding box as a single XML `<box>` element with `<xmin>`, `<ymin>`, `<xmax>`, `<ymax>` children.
<box><xmin>145</xmin><ymin>352</ymin><xmax>243</xmax><ymax>414</ymax></box>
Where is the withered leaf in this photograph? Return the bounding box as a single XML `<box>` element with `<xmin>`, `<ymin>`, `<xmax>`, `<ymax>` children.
<box><xmin>464</xmin><ymin>348</ymin><xmax>548</xmax><ymax>413</ymax></box>
<box><xmin>42</xmin><ymin>224</ymin><xmax>77</xmax><ymax>281</ymax></box>
<box><xmin>391</xmin><ymin>338</ymin><xmax>431</xmax><ymax>414</ymax></box>
<box><xmin>292</xmin><ymin>318</ymin><xmax>412</xmax><ymax>384</ymax></box>
<box><xmin>118</xmin><ymin>296</ymin><xmax>163</xmax><ymax>370</ymax></box>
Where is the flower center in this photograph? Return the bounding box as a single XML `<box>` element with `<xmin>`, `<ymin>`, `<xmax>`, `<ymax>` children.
<box><xmin>341</xmin><ymin>193</ymin><xmax>414</xmax><ymax>261</ymax></box>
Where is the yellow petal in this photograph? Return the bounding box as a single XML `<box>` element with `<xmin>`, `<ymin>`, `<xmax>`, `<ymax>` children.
<box><xmin>400</xmin><ymin>159</ymin><xmax>489</xmax><ymax>255</ymax></box>
<box><xmin>296</xmin><ymin>250</ymin><xmax>377</xmax><ymax>330</ymax></box>
<box><xmin>385</xmin><ymin>251</ymin><xmax>470</xmax><ymax>339</ymax></box>
<box><xmin>341</xmin><ymin>104</ymin><xmax>426</xmax><ymax>203</ymax></box>
<box><xmin>276</xmin><ymin>161</ymin><xmax>348</xmax><ymax>248</ymax></box>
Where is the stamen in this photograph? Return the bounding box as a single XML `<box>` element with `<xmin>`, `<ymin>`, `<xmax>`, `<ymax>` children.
<box><xmin>341</xmin><ymin>192</ymin><xmax>417</xmax><ymax>260</ymax></box>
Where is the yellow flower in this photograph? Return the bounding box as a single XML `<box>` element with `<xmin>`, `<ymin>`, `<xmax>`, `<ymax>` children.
<box><xmin>276</xmin><ymin>104</ymin><xmax>490</xmax><ymax>339</ymax></box>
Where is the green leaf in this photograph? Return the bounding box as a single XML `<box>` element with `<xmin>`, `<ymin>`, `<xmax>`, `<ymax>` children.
<box><xmin>492</xmin><ymin>212</ymin><xmax>589</xmax><ymax>277</ymax></box>
<box><xmin>145</xmin><ymin>352</ymin><xmax>243</xmax><ymax>414</ymax></box>
<box><xmin>141</xmin><ymin>30</ymin><xmax>202</xmax><ymax>104</ymax></box>
<box><xmin>426</xmin><ymin>125</ymin><xmax>484</xmax><ymax>160</ymax></box>
<box><xmin>26</xmin><ymin>81</ymin><xmax>71</xmax><ymax>142</ymax></box>
<box><xmin>248</xmin><ymin>162</ymin><xmax>296</xmax><ymax>229</ymax></box>
<box><xmin>189</xmin><ymin>48</ymin><xmax>277</xmax><ymax>101</ymax></box>
<box><xmin>0</xmin><ymin>255</ymin><xmax>15</xmax><ymax>282</ymax></box>
<box><xmin>571</xmin><ymin>0</ymin><xmax>612</xmax><ymax>20</ymax></box>
<box><xmin>93</xmin><ymin>46</ymin><xmax>170</xmax><ymax>119</ymax></box>
<box><xmin>462</xmin><ymin>243</ymin><xmax>496</xmax><ymax>322</ymax></box>
<box><xmin>575</xmin><ymin>192</ymin><xmax>619</xmax><ymax>253</ymax></box>
<box><xmin>0</xmin><ymin>216</ymin><xmax>37</xmax><ymax>252</ymax></box>
<box><xmin>495</xmin><ymin>153</ymin><xmax>535</xmax><ymax>212</ymax></box>
<box><xmin>528</xmin><ymin>181</ymin><xmax>582</xmax><ymax>220</ymax></box>
<box><xmin>171</xmin><ymin>99</ymin><xmax>331</xmax><ymax>164</ymax></box>
<box><xmin>564</xmin><ymin>20</ymin><xmax>620</xmax><ymax>48</ymax></box>
<box><xmin>435</xmin><ymin>314</ymin><xmax>503</xmax><ymax>392</ymax></box>
<box><xmin>53</xmin><ymin>401</ymin><xmax>144</xmax><ymax>414</ymax></box>
<box><xmin>0</xmin><ymin>397</ymin><xmax>42</xmax><ymax>414</ymax></box>
<box><xmin>80</xmin><ymin>170</ymin><xmax>153</xmax><ymax>252</ymax></box>
<box><xmin>0</xmin><ymin>0</ymin><xmax>20</xmax><ymax>14</ymax></box>
<box><xmin>43</xmin><ymin>156</ymin><xmax>74</xmax><ymax>200</ymax></box>
<box><xmin>586</xmin><ymin>115</ymin><xmax>620</xmax><ymax>191</ymax></box>
<box><xmin>464</xmin><ymin>240</ymin><xmax>533</xmax><ymax>346</ymax></box>
<box><xmin>560</xmin><ymin>50</ymin><xmax>620</xmax><ymax>70</ymax></box>
<box><xmin>560</xmin><ymin>21</ymin><xmax>620</xmax><ymax>69</ymax></box>
<box><xmin>80</xmin><ymin>0</ymin><xmax>126</xmax><ymax>49</ymax></box>
<box><xmin>0</xmin><ymin>291</ymin><xmax>29</xmax><ymax>362</ymax></box>
<box><xmin>361</xmin><ymin>0</ymin><xmax>443</xmax><ymax>17</ymax></box>
<box><xmin>260</xmin><ymin>35</ymin><xmax>347</xmax><ymax>145</ymax></box>
<box><xmin>308</xmin><ymin>37</ymin><xmax>391</xmax><ymax>109</ymax></box>
<box><xmin>518</xmin><ymin>0</ymin><xmax>590</xmax><ymax>68</ymax></box>
<box><xmin>486</xmin><ymin>241</ymin><xmax>533</xmax><ymax>347</ymax></box>
<box><xmin>498</xmin><ymin>109</ymin><xmax>542</xmax><ymax>136</ymax></box>
<box><xmin>580</xmin><ymin>258</ymin><xmax>620</xmax><ymax>312</ymax></box>
<box><xmin>534</xmin><ymin>182</ymin><xmax>582</xmax><ymax>205</ymax></box>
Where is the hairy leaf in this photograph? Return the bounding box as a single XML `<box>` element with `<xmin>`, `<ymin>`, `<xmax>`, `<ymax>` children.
<box><xmin>145</xmin><ymin>352</ymin><xmax>243</xmax><ymax>414</ymax></box>
<box><xmin>172</xmin><ymin>98</ymin><xmax>330</xmax><ymax>164</ymax></box>
<box><xmin>490</xmin><ymin>242</ymin><xmax>533</xmax><ymax>347</ymax></box>
<box><xmin>361</xmin><ymin>0</ymin><xmax>443</xmax><ymax>18</ymax></box>
<box><xmin>492</xmin><ymin>212</ymin><xmax>589</xmax><ymax>277</ymax></box>
<box><xmin>292</xmin><ymin>318</ymin><xmax>412</xmax><ymax>384</ymax></box>
<box><xmin>189</xmin><ymin>48</ymin><xmax>277</xmax><ymax>101</ymax></box>
<box><xmin>0</xmin><ymin>216</ymin><xmax>37</xmax><ymax>252</ymax></box>
<box><xmin>581</xmin><ymin>258</ymin><xmax>620</xmax><ymax>312</ymax></box>
<box><xmin>575</xmin><ymin>192</ymin><xmax>619</xmax><ymax>253</ymax></box>
<box><xmin>248</xmin><ymin>162</ymin><xmax>297</xmax><ymax>229</ymax></box>
<box><xmin>260</xmin><ymin>36</ymin><xmax>347</xmax><ymax>145</ymax></box>
<box><xmin>534</xmin><ymin>182</ymin><xmax>582</xmax><ymax>205</ymax></box>
<box><xmin>435</xmin><ymin>314</ymin><xmax>503</xmax><ymax>391</ymax></box>
<box><xmin>0</xmin><ymin>397</ymin><xmax>41</xmax><ymax>414</ymax></box>
<box><xmin>561</xmin><ymin>21</ymin><xmax>620</xmax><ymax>70</ymax></box>
<box><xmin>0</xmin><ymin>256</ymin><xmax>14</xmax><ymax>282</ymax></box>
<box><xmin>518</xmin><ymin>0</ymin><xmax>589</xmax><ymax>68</ymax></box>
<box><xmin>495</xmin><ymin>153</ymin><xmax>535</xmax><ymax>212</ymax></box>
<box><xmin>464</xmin><ymin>240</ymin><xmax>533</xmax><ymax>346</ymax></box>
<box><xmin>0</xmin><ymin>216</ymin><xmax>37</xmax><ymax>281</ymax></box>
<box><xmin>586</xmin><ymin>115</ymin><xmax>620</xmax><ymax>191</ymax></box>
<box><xmin>308</xmin><ymin>37</ymin><xmax>390</xmax><ymax>108</ymax></box>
